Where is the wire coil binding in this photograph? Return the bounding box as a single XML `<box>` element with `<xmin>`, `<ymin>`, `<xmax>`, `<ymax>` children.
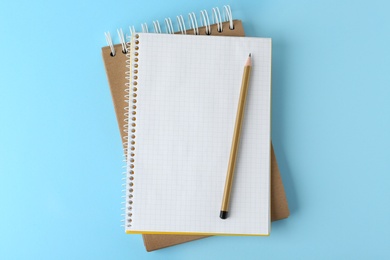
<box><xmin>124</xmin><ymin>33</ymin><xmax>140</xmax><ymax>227</ymax></box>
<box><xmin>104</xmin><ymin>5</ymin><xmax>235</xmax><ymax>49</ymax></box>
<box><xmin>200</xmin><ymin>9</ymin><xmax>211</xmax><ymax>35</ymax></box>
<box><xmin>123</xmin><ymin>32</ymin><xmax>133</xmax><ymax>227</ymax></box>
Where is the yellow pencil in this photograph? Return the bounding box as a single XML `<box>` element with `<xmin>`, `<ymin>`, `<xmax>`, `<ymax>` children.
<box><xmin>220</xmin><ymin>53</ymin><xmax>252</xmax><ymax>219</ymax></box>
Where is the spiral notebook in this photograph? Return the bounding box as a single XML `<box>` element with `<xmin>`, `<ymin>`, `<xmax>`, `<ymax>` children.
<box><xmin>124</xmin><ymin>33</ymin><xmax>271</xmax><ymax>236</ymax></box>
<box><xmin>101</xmin><ymin>6</ymin><xmax>289</xmax><ymax>250</ymax></box>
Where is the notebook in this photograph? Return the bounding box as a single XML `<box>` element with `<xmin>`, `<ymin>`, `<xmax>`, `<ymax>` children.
<box><xmin>101</xmin><ymin>6</ymin><xmax>289</xmax><ymax>250</ymax></box>
<box><xmin>141</xmin><ymin>146</ymin><xmax>287</xmax><ymax>250</ymax></box>
<box><xmin>124</xmin><ymin>33</ymin><xmax>271</xmax><ymax>236</ymax></box>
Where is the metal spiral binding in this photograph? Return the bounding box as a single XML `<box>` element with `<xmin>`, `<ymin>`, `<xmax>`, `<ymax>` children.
<box><xmin>177</xmin><ymin>15</ymin><xmax>186</xmax><ymax>34</ymax></box>
<box><xmin>117</xmin><ymin>28</ymin><xmax>127</xmax><ymax>54</ymax></box>
<box><xmin>153</xmin><ymin>20</ymin><xmax>162</xmax><ymax>33</ymax></box>
<box><xmin>120</xmin><ymin>24</ymin><xmax>149</xmax><ymax>229</ymax></box>
<box><xmin>224</xmin><ymin>5</ymin><xmax>234</xmax><ymax>30</ymax></box>
<box><xmin>123</xmin><ymin>36</ymin><xmax>132</xmax><ymax>228</ymax></box>
<box><xmin>212</xmin><ymin>7</ymin><xmax>223</xmax><ymax>32</ymax></box>
<box><xmin>200</xmin><ymin>9</ymin><xmax>211</xmax><ymax>35</ymax></box>
<box><xmin>165</xmin><ymin>18</ymin><xmax>174</xmax><ymax>34</ymax></box>
<box><xmin>104</xmin><ymin>32</ymin><xmax>116</xmax><ymax>56</ymax></box>
<box><xmin>141</xmin><ymin>23</ymin><xmax>149</xmax><ymax>33</ymax></box>
<box><xmin>124</xmin><ymin>33</ymin><xmax>140</xmax><ymax>228</ymax></box>
<box><xmin>104</xmin><ymin>5</ymin><xmax>235</xmax><ymax>49</ymax></box>
<box><xmin>188</xmin><ymin>12</ymin><xmax>199</xmax><ymax>35</ymax></box>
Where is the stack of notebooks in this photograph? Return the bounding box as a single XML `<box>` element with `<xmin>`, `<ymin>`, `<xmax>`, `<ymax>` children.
<box><xmin>102</xmin><ymin>5</ymin><xmax>289</xmax><ymax>251</ymax></box>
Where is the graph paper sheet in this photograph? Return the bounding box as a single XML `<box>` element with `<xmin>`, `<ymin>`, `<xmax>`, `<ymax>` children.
<box><xmin>126</xmin><ymin>33</ymin><xmax>271</xmax><ymax>235</ymax></box>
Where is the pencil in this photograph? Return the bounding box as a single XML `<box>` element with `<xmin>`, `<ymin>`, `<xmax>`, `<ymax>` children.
<box><xmin>220</xmin><ymin>53</ymin><xmax>252</xmax><ymax>219</ymax></box>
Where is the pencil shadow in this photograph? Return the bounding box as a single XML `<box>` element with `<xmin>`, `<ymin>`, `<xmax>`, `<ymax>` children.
<box><xmin>271</xmin><ymin>38</ymin><xmax>299</xmax><ymax>215</ymax></box>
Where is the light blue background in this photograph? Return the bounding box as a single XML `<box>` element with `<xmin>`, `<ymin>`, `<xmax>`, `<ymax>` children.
<box><xmin>1</xmin><ymin>0</ymin><xmax>389</xmax><ymax>259</ymax></box>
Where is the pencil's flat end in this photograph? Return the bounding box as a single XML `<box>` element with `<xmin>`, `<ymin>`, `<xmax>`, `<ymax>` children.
<box><xmin>249</xmin><ymin>53</ymin><xmax>251</xmax><ymax>57</ymax></box>
<box><xmin>220</xmin><ymin>211</ymin><xmax>228</xmax><ymax>219</ymax></box>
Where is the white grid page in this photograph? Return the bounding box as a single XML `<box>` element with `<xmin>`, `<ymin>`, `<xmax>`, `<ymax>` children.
<box><xmin>127</xmin><ymin>33</ymin><xmax>271</xmax><ymax>235</ymax></box>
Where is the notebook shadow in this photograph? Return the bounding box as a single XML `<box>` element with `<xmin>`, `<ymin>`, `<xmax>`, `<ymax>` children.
<box><xmin>271</xmin><ymin>39</ymin><xmax>299</xmax><ymax>216</ymax></box>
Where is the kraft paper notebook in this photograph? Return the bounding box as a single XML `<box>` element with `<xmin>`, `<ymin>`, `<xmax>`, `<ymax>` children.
<box><xmin>101</xmin><ymin>8</ymin><xmax>289</xmax><ymax>251</ymax></box>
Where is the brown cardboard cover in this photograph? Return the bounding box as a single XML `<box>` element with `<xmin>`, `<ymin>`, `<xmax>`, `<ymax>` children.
<box><xmin>101</xmin><ymin>20</ymin><xmax>289</xmax><ymax>251</ymax></box>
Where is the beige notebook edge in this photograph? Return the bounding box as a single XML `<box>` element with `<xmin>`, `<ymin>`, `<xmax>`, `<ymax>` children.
<box><xmin>102</xmin><ymin>20</ymin><xmax>289</xmax><ymax>252</ymax></box>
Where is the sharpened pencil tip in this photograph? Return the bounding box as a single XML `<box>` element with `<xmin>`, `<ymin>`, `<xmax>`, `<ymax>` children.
<box><xmin>245</xmin><ymin>54</ymin><xmax>252</xmax><ymax>66</ymax></box>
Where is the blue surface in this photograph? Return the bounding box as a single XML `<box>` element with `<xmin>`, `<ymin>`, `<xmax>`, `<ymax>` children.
<box><xmin>1</xmin><ymin>0</ymin><xmax>390</xmax><ymax>259</ymax></box>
